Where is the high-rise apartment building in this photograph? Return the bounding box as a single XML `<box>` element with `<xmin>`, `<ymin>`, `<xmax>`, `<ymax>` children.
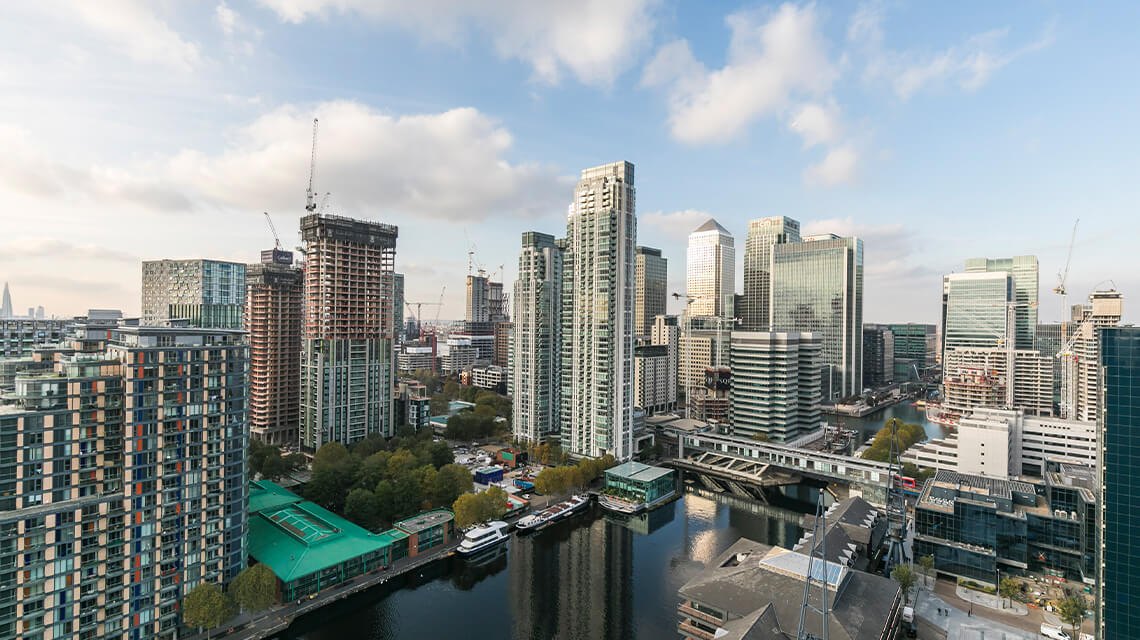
<box><xmin>299</xmin><ymin>214</ymin><xmax>398</xmax><ymax>450</ymax></box>
<box><xmin>488</xmin><ymin>280</ymin><xmax>508</xmax><ymax>323</ymax></box>
<box><xmin>466</xmin><ymin>274</ymin><xmax>489</xmax><ymax>324</ymax></box>
<box><xmin>730</xmin><ymin>331</ymin><xmax>822</xmax><ymax>441</ymax></box>
<box><xmin>1062</xmin><ymin>289</ymin><xmax>1122</xmax><ymax>421</ymax></box>
<box><xmin>686</xmin><ymin>220</ymin><xmax>734</xmax><ymax>318</ymax></box>
<box><xmin>393</xmin><ymin>272</ymin><xmax>405</xmax><ymax>339</ymax></box>
<box><xmin>634</xmin><ymin>246</ymin><xmax>668</xmax><ymax>337</ymax></box>
<box><xmin>561</xmin><ymin>161</ymin><xmax>636</xmax><ymax>460</ymax></box>
<box><xmin>141</xmin><ymin>259</ymin><xmax>246</xmax><ymax>328</ymax></box>
<box><xmin>965</xmin><ymin>255</ymin><xmax>1038</xmax><ymax>349</ymax></box>
<box><xmin>863</xmin><ymin>324</ymin><xmax>895</xmax><ymax>389</ymax></box>
<box><xmin>651</xmin><ymin>315</ymin><xmax>679</xmax><ymax>410</ymax></box>
<box><xmin>770</xmin><ymin>234</ymin><xmax>863</xmax><ymax>399</ymax></box>
<box><xmin>1100</xmin><ymin>326</ymin><xmax>1140</xmax><ymax>640</ymax></box>
<box><xmin>741</xmin><ymin>216</ymin><xmax>800</xmax><ymax>331</ymax></box>
<box><xmin>0</xmin><ymin>317</ymin><xmax>248</xmax><ymax>640</ymax></box>
<box><xmin>634</xmin><ymin>344</ymin><xmax>674</xmax><ymax>414</ymax></box>
<box><xmin>493</xmin><ymin>321</ymin><xmax>513</xmax><ymax>367</ymax></box>
<box><xmin>941</xmin><ymin>347</ymin><xmax>1054</xmax><ymax>417</ymax></box>
<box><xmin>246</xmin><ymin>251</ymin><xmax>303</xmax><ymax>446</ymax></box>
<box><xmin>512</xmin><ymin>232</ymin><xmax>563</xmax><ymax>444</ymax></box>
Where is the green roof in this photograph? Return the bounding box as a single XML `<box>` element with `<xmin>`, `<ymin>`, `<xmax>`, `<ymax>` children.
<box><xmin>247</xmin><ymin>485</ymin><xmax>394</xmax><ymax>583</ymax></box>
<box><xmin>249</xmin><ymin>480</ymin><xmax>303</xmax><ymax>514</ymax></box>
<box><xmin>606</xmin><ymin>460</ymin><xmax>674</xmax><ymax>483</ymax></box>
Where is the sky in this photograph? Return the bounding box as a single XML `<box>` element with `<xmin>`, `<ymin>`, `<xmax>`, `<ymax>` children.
<box><xmin>1</xmin><ymin>1</ymin><xmax>1137</xmax><ymax>325</ymax></box>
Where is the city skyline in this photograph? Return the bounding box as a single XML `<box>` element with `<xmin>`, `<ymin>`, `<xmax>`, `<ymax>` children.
<box><xmin>1</xmin><ymin>3</ymin><xmax>1136</xmax><ymax>324</ymax></box>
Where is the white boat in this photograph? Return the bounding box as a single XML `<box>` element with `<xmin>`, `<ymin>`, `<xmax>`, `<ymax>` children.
<box><xmin>515</xmin><ymin>511</ymin><xmax>553</xmax><ymax>533</ymax></box>
<box><xmin>560</xmin><ymin>494</ymin><xmax>589</xmax><ymax>517</ymax></box>
<box><xmin>456</xmin><ymin>521</ymin><xmax>509</xmax><ymax>556</ymax></box>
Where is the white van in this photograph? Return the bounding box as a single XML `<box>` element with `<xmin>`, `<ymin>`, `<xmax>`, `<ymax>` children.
<box><xmin>1040</xmin><ymin>625</ymin><xmax>1070</xmax><ymax>640</ymax></box>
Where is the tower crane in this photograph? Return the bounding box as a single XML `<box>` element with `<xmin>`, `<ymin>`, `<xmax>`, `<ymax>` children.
<box><xmin>1052</xmin><ymin>218</ymin><xmax>1078</xmax><ymax>320</ymax></box>
<box><xmin>434</xmin><ymin>286</ymin><xmax>446</xmax><ymax>326</ymax></box>
<box><xmin>263</xmin><ymin>212</ymin><xmax>281</xmax><ymax>250</ymax></box>
<box><xmin>305</xmin><ymin>118</ymin><xmax>319</xmax><ymax>212</ymax></box>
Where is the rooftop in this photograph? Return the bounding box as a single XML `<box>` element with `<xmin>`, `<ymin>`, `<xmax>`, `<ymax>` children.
<box><xmin>679</xmin><ymin>538</ymin><xmax>901</xmax><ymax>640</ymax></box>
<box><xmin>248</xmin><ymin>492</ymin><xmax>402</xmax><ymax>583</ymax></box>
<box><xmin>606</xmin><ymin>460</ymin><xmax>674</xmax><ymax>483</ymax></box>
<box><xmin>249</xmin><ymin>479</ymin><xmax>304</xmax><ymax>514</ymax></box>
<box><xmin>394</xmin><ymin>509</ymin><xmax>454</xmax><ymax>535</ymax></box>
<box><xmin>691</xmin><ymin>218</ymin><xmax>730</xmax><ymax>235</ymax></box>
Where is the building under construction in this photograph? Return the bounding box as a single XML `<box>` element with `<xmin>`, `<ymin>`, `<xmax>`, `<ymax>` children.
<box><xmin>300</xmin><ymin>214</ymin><xmax>399</xmax><ymax>450</ymax></box>
<box><xmin>246</xmin><ymin>250</ymin><xmax>303</xmax><ymax>445</ymax></box>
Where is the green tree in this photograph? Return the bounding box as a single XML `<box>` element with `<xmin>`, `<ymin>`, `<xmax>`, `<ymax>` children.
<box><xmin>482</xmin><ymin>486</ymin><xmax>510</xmax><ymax>520</ymax></box>
<box><xmin>345</xmin><ymin>488</ymin><xmax>379</xmax><ymax>529</ymax></box>
<box><xmin>183</xmin><ymin>582</ymin><xmax>235</xmax><ymax>638</ymax></box>
<box><xmin>430</xmin><ymin>464</ymin><xmax>472</xmax><ymax>507</ymax></box>
<box><xmin>998</xmin><ymin>577</ymin><xmax>1020</xmax><ymax>610</ymax></box>
<box><xmin>427</xmin><ymin>441</ymin><xmax>453</xmax><ymax>468</ymax></box>
<box><xmin>375</xmin><ymin>480</ymin><xmax>396</xmax><ymax>523</ymax></box>
<box><xmin>351</xmin><ymin>434</ymin><xmax>387</xmax><ymax>459</ymax></box>
<box><xmin>918</xmin><ymin>555</ymin><xmax>936</xmax><ymax>588</ymax></box>
<box><xmin>891</xmin><ymin>564</ymin><xmax>917</xmax><ymax>605</ymax></box>
<box><xmin>312</xmin><ymin>442</ymin><xmax>350</xmax><ymax>474</ymax></box>
<box><xmin>230</xmin><ymin>564</ymin><xmax>277</xmax><ymax>613</ymax></box>
<box><xmin>453</xmin><ymin>493</ymin><xmax>482</xmax><ymax>528</ymax></box>
<box><xmin>750</xmin><ymin>432</ymin><xmax>770</xmax><ymax>442</ymax></box>
<box><xmin>358</xmin><ymin>451</ymin><xmax>393</xmax><ymax>490</ymax></box>
<box><xmin>430</xmin><ymin>394</ymin><xmax>449</xmax><ymax>415</ymax></box>
<box><xmin>248</xmin><ymin>439</ymin><xmax>276</xmax><ymax>477</ymax></box>
<box><xmin>392</xmin><ymin>472</ymin><xmax>424</xmax><ymax>519</ymax></box>
<box><xmin>1058</xmin><ymin>594</ymin><xmax>1087</xmax><ymax>639</ymax></box>
<box><xmin>261</xmin><ymin>453</ymin><xmax>289</xmax><ymax>481</ymax></box>
<box><xmin>443</xmin><ymin>380</ymin><xmax>461</xmax><ymax>399</ymax></box>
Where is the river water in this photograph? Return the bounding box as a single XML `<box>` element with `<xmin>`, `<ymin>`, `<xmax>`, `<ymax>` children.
<box><xmin>823</xmin><ymin>400</ymin><xmax>947</xmax><ymax>443</ymax></box>
<box><xmin>276</xmin><ymin>402</ymin><xmax>937</xmax><ymax>640</ymax></box>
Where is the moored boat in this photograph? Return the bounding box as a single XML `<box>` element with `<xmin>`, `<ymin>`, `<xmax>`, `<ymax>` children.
<box><xmin>457</xmin><ymin>521</ymin><xmax>509</xmax><ymax>556</ymax></box>
<box><xmin>514</xmin><ymin>511</ymin><xmax>553</xmax><ymax>533</ymax></box>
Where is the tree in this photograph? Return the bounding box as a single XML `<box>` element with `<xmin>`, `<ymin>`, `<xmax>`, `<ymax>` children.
<box><xmin>183</xmin><ymin>582</ymin><xmax>235</xmax><ymax>638</ymax></box>
<box><xmin>392</xmin><ymin>472</ymin><xmax>424</xmax><ymax>520</ymax></box>
<box><xmin>230</xmin><ymin>564</ymin><xmax>277</xmax><ymax>613</ymax></box>
<box><xmin>312</xmin><ymin>442</ymin><xmax>350</xmax><ymax>474</ymax></box>
<box><xmin>1058</xmin><ymin>594</ymin><xmax>1086</xmax><ymax>639</ymax></box>
<box><xmin>918</xmin><ymin>555</ymin><xmax>936</xmax><ymax>588</ymax></box>
<box><xmin>891</xmin><ymin>564</ymin><xmax>917</xmax><ymax>605</ymax></box>
<box><xmin>750</xmin><ymin>432</ymin><xmax>770</xmax><ymax>442</ymax></box>
<box><xmin>453</xmin><ymin>493</ymin><xmax>482</xmax><ymax>528</ymax></box>
<box><xmin>430</xmin><ymin>394</ymin><xmax>449</xmax><ymax>415</ymax></box>
<box><xmin>427</xmin><ymin>441</ymin><xmax>453</xmax><ymax>468</ymax></box>
<box><xmin>998</xmin><ymin>577</ymin><xmax>1020</xmax><ymax>610</ymax></box>
<box><xmin>345</xmin><ymin>488</ymin><xmax>379</xmax><ymax>529</ymax></box>
<box><xmin>431</xmin><ymin>464</ymin><xmax>472</xmax><ymax>507</ymax></box>
<box><xmin>443</xmin><ymin>380</ymin><xmax>461</xmax><ymax>399</ymax></box>
<box><xmin>261</xmin><ymin>453</ymin><xmax>289</xmax><ymax>481</ymax></box>
<box><xmin>481</xmin><ymin>486</ymin><xmax>510</xmax><ymax>520</ymax></box>
<box><xmin>375</xmin><ymin>480</ymin><xmax>397</xmax><ymax>523</ymax></box>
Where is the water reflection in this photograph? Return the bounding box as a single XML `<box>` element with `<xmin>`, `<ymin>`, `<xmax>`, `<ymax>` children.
<box><xmin>825</xmin><ymin>400</ymin><xmax>946</xmax><ymax>443</ymax></box>
<box><xmin>279</xmin><ymin>491</ymin><xmax>810</xmax><ymax>640</ymax></box>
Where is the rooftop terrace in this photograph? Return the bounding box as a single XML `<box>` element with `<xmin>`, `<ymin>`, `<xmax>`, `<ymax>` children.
<box><xmin>394</xmin><ymin>509</ymin><xmax>453</xmax><ymax>535</ymax></box>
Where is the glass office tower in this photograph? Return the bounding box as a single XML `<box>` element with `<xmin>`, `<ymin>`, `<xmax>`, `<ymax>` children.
<box><xmin>741</xmin><ymin>216</ymin><xmax>800</xmax><ymax>331</ymax></box>
<box><xmin>770</xmin><ymin>234</ymin><xmax>863</xmax><ymax>399</ymax></box>
<box><xmin>1100</xmin><ymin>326</ymin><xmax>1140</xmax><ymax>639</ymax></box>
<box><xmin>965</xmin><ymin>256</ymin><xmax>1038</xmax><ymax>349</ymax></box>
<box><xmin>941</xmin><ymin>271</ymin><xmax>1012</xmax><ymax>354</ymax></box>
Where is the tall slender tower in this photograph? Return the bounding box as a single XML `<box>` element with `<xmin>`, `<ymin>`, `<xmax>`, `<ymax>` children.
<box><xmin>741</xmin><ymin>216</ymin><xmax>800</xmax><ymax>330</ymax></box>
<box><xmin>0</xmin><ymin>282</ymin><xmax>11</xmax><ymax>318</ymax></box>
<box><xmin>634</xmin><ymin>246</ymin><xmax>667</xmax><ymax>337</ymax></box>
<box><xmin>512</xmin><ymin>232</ymin><xmax>563</xmax><ymax>443</ymax></box>
<box><xmin>686</xmin><ymin>219</ymin><xmax>735</xmax><ymax>317</ymax></box>
<box><xmin>246</xmin><ymin>250</ymin><xmax>303</xmax><ymax>446</ymax></box>
<box><xmin>300</xmin><ymin>214</ymin><xmax>398</xmax><ymax>450</ymax></box>
<box><xmin>561</xmin><ymin>161</ymin><xmax>636</xmax><ymax>461</ymax></box>
<box><xmin>964</xmin><ymin>255</ymin><xmax>1038</xmax><ymax>349</ymax></box>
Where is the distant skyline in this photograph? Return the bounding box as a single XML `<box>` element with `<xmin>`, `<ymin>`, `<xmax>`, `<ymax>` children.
<box><xmin>1</xmin><ymin>2</ymin><xmax>1136</xmax><ymax>324</ymax></box>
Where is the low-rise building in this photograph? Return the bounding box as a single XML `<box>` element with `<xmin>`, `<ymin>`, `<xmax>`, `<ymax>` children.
<box><xmin>398</xmin><ymin>345</ymin><xmax>436</xmax><ymax>373</ymax></box>
<box><xmin>602</xmin><ymin>461</ymin><xmax>676</xmax><ymax>512</ymax></box>
<box><xmin>393</xmin><ymin>510</ymin><xmax>457</xmax><ymax>557</ymax></box>
<box><xmin>470</xmin><ymin>364</ymin><xmax>506</xmax><ymax>393</ymax></box>
<box><xmin>396</xmin><ymin>379</ymin><xmax>431</xmax><ymax>431</ymax></box>
<box><xmin>439</xmin><ymin>344</ymin><xmax>479</xmax><ymax>374</ymax></box>
<box><xmin>798</xmin><ymin>497</ymin><xmax>886</xmax><ymax>573</ymax></box>
<box><xmin>0</xmin><ymin>317</ymin><xmax>69</xmax><ymax>356</ymax></box>
<box><xmin>913</xmin><ymin>468</ymin><xmax>1096</xmax><ymax>586</ymax></box>
<box><xmin>901</xmin><ymin>407</ymin><xmax>1097</xmax><ymax>478</ymax></box>
<box><xmin>677</xmin><ymin>538</ymin><xmax>902</xmax><ymax>640</ymax></box>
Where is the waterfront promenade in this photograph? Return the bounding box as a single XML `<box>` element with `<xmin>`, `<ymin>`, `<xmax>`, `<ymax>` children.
<box><xmin>183</xmin><ymin>538</ymin><xmax>462</xmax><ymax>640</ymax></box>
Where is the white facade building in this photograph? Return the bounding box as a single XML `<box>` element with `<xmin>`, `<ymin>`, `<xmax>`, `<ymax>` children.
<box><xmin>634</xmin><ymin>344</ymin><xmax>674</xmax><ymax>414</ymax></box>
<box><xmin>561</xmin><ymin>161</ymin><xmax>636</xmax><ymax>461</ymax></box>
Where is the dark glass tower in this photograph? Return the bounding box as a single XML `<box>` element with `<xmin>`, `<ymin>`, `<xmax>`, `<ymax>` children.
<box><xmin>1100</xmin><ymin>326</ymin><xmax>1140</xmax><ymax>639</ymax></box>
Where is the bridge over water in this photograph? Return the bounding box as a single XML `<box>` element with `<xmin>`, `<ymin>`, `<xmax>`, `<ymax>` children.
<box><xmin>665</xmin><ymin>430</ymin><xmax>893</xmax><ymax>506</ymax></box>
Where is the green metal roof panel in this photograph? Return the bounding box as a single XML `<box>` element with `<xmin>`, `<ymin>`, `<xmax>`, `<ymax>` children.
<box><xmin>247</xmin><ymin>500</ymin><xmax>394</xmax><ymax>583</ymax></box>
<box><xmin>606</xmin><ymin>460</ymin><xmax>674</xmax><ymax>482</ymax></box>
<box><xmin>248</xmin><ymin>480</ymin><xmax>303</xmax><ymax>514</ymax></box>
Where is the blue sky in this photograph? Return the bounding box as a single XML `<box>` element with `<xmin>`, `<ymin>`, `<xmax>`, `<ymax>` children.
<box><xmin>0</xmin><ymin>1</ymin><xmax>1136</xmax><ymax>324</ymax></box>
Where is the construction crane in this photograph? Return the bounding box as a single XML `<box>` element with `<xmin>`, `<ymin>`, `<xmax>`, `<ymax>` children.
<box><xmin>305</xmin><ymin>118</ymin><xmax>319</xmax><ymax>212</ymax></box>
<box><xmin>404</xmin><ymin>300</ymin><xmax>441</xmax><ymax>334</ymax></box>
<box><xmin>797</xmin><ymin>490</ymin><xmax>830</xmax><ymax>640</ymax></box>
<box><xmin>263</xmin><ymin>212</ymin><xmax>281</xmax><ymax>250</ymax></box>
<box><xmin>434</xmin><ymin>286</ymin><xmax>446</xmax><ymax>326</ymax></box>
<box><xmin>1052</xmin><ymin>219</ymin><xmax>1079</xmax><ymax>320</ymax></box>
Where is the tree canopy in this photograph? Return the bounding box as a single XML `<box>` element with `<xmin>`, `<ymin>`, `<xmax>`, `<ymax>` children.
<box><xmin>1058</xmin><ymin>594</ymin><xmax>1087</xmax><ymax>638</ymax></box>
<box><xmin>862</xmin><ymin>418</ymin><xmax>926</xmax><ymax>463</ymax></box>
<box><xmin>452</xmin><ymin>486</ymin><xmax>510</xmax><ymax>528</ymax></box>
<box><xmin>304</xmin><ymin>428</ymin><xmax>471</xmax><ymax>531</ymax></box>
<box><xmin>230</xmin><ymin>564</ymin><xmax>277</xmax><ymax>612</ymax></box>
<box><xmin>533</xmin><ymin>454</ymin><xmax>617</xmax><ymax>495</ymax></box>
<box><xmin>890</xmin><ymin>564</ymin><xmax>917</xmax><ymax>605</ymax></box>
<box><xmin>183</xmin><ymin>582</ymin><xmax>235</xmax><ymax>634</ymax></box>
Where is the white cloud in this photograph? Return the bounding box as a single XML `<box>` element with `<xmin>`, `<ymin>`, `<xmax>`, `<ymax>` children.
<box><xmin>216</xmin><ymin>1</ymin><xmax>263</xmax><ymax>57</ymax></box>
<box><xmin>642</xmin><ymin>3</ymin><xmax>836</xmax><ymax>144</ymax></box>
<box><xmin>803</xmin><ymin>146</ymin><xmax>858</xmax><ymax>186</ymax></box>
<box><xmin>64</xmin><ymin>0</ymin><xmax>201</xmax><ymax>72</ymax></box>
<box><xmin>0</xmin><ymin>239</ymin><xmax>137</xmax><ymax>264</ymax></box>
<box><xmin>849</xmin><ymin>4</ymin><xmax>1055</xmax><ymax>99</ymax></box>
<box><xmin>256</xmin><ymin>0</ymin><xmax>659</xmax><ymax>86</ymax></box>
<box><xmin>788</xmin><ymin>101</ymin><xmax>842</xmax><ymax>148</ymax></box>
<box><xmin>216</xmin><ymin>2</ymin><xmax>238</xmax><ymax>36</ymax></box>
<box><xmin>3</xmin><ymin>102</ymin><xmax>571</xmax><ymax>223</ymax></box>
<box><xmin>639</xmin><ymin>209</ymin><xmax>716</xmax><ymax>239</ymax></box>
